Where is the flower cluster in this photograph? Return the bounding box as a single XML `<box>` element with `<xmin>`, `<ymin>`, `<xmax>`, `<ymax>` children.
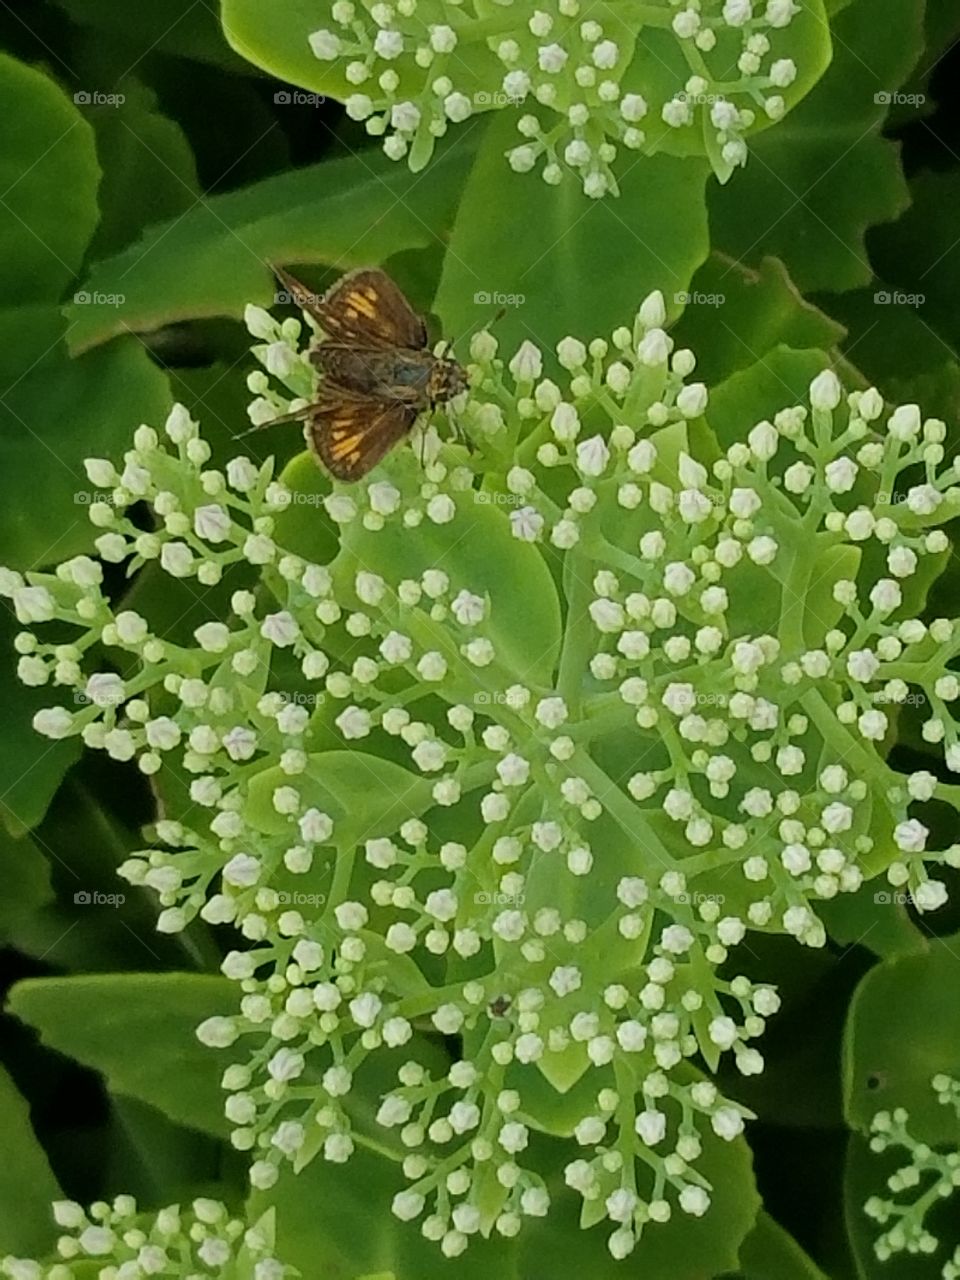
<box><xmin>308</xmin><ymin>0</ymin><xmax>806</xmax><ymax>194</ymax></box>
<box><xmin>866</xmin><ymin>1077</ymin><xmax>960</xmax><ymax>1276</ymax></box>
<box><xmin>0</xmin><ymin>1201</ymin><xmax>291</xmax><ymax>1280</ymax></box>
<box><xmin>3</xmin><ymin>291</ymin><xmax>960</xmax><ymax>1261</ymax></box>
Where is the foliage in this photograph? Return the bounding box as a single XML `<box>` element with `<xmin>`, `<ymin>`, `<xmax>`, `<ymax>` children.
<box><xmin>1</xmin><ymin>1</ymin><xmax>960</xmax><ymax>1278</ymax></box>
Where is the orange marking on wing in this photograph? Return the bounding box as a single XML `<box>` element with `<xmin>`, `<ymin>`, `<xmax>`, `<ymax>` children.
<box><xmin>330</xmin><ymin>431</ymin><xmax>364</xmax><ymax>458</ymax></box>
<box><xmin>346</xmin><ymin>290</ymin><xmax>379</xmax><ymax>319</ymax></box>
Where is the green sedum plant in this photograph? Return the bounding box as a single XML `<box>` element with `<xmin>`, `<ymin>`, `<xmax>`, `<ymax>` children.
<box><xmin>3</xmin><ymin>289</ymin><xmax>960</xmax><ymax>1273</ymax></box>
<box><xmin>1</xmin><ymin>1201</ymin><xmax>290</xmax><ymax>1279</ymax></box>
<box><xmin>866</xmin><ymin>1076</ymin><xmax>960</xmax><ymax>1276</ymax></box>
<box><xmin>227</xmin><ymin>0</ymin><xmax>831</xmax><ymax>193</ymax></box>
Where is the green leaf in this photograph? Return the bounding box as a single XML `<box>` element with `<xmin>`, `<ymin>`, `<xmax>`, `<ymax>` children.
<box><xmin>82</xmin><ymin>76</ymin><xmax>200</xmax><ymax>258</ymax></box>
<box><xmin>869</xmin><ymin>171</ymin><xmax>960</xmax><ymax>359</ymax></box>
<box><xmin>434</xmin><ymin>111</ymin><xmax>710</xmax><ymax>355</ymax></box>
<box><xmin>709</xmin><ymin>0</ymin><xmax>923</xmax><ymax>292</ymax></box>
<box><xmin>0</xmin><ymin>52</ymin><xmax>99</xmax><ymax>304</ymax></box>
<box><xmin>707</xmin><ymin>346</ymin><xmax>854</xmax><ymax>454</ymax></box>
<box><xmin>0</xmin><ymin>1064</ymin><xmax>61</xmax><ymax>1256</ymax></box>
<box><xmin>819</xmin><ymin>886</ymin><xmax>928</xmax><ymax>961</ymax></box>
<box><xmin>244</xmin><ymin>750</ymin><xmax>434</xmax><ymax>849</ymax></box>
<box><xmin>818</xmin><ymin>285</ymin><xmax>960</xmax><ymax>425</ymax></box>
<box><xmin>52</xmin><ymin>0</ymin><xmax>249</xmax><ymax>70</ymax></box>
<box><xmin>0</xmin><ymin>826</ymin><xmax>53</xmax><ymax>937</ymax></box>
<box><xmin>843</xmin><ymin>1133</ymin><xmax>936</xmax><ymax>1280</ymax></box>
<box><xmin>221</xmin><ymin>0</ymin><xmax>501</xmax><ymax>107</ymax></box>
<box><xmin>8</xmin><ymin>973</ymin><xmax>234</xmax><ymax>1138</ymax></box>
<box><xmin>672</xmin><ymin>255</ymin><xmax>846</xmax><ymax>386</ymax></box>
<box><xmin>843</xmin><ymin>938</ymin><xmax>960</xmax><ymax>1143</ymax></box>
<box><xmin>0</xmin><ymin>314</ymin><xmax>170</xmax><ymax>569</ymax></box>
<box><xmin>735</xmin><ymin>1211</ymin><xmax>831</xmax><ymax>1280</ymax></box>
<box><xmin>518</xmin><ymin>1097</ymin><xmax>760</xmax><ymax>1280</ymax></box>
<box><xmin>251</xmin><ymin>1143</ymin><xmax>521</xmax><ymax>1280</ymax></box>
<box><xmin>330</xmin><ymin>467</ymin><xmax>563</xmax><ymax>690</ymax></box>
<box><xmin>66</xmin><ymin>141</ymin><xmax>473</xmax><ymax>353</ymax></box>
<box><xmin>0</xmin><ymin>610</ymin><xmax>80</xmax><ymax>835</ymax></box>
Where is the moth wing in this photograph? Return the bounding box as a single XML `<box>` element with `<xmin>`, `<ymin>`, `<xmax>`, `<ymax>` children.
<box><xmin>319</xmin><ymin>268</ymin><xmax>428</xmax><ymax>349</ymax></box>
<box><xmin>306</xmin><ymin>387</ymin><xmax>418</xmax><ymax>481</ymax></box>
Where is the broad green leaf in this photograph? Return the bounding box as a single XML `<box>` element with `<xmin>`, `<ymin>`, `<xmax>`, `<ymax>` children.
<box><xmin>8</xmin><ymin>973</ymin><xmax>234</xmax><ymax>1138</ymax></box>
<box><xmin>82</xmin><ymin>76</ymin><xmax>200</xmax><ymax>257</ymax></box>
<box><xmin>0</xmin><ymin>610</ymin><xmax>80</xmax><ymax>835</ymax></box>
<box><xmin>819</xmin><ymin>888</ymin><xmax>928</xmax><ymax>961</ymax></box>
<box><xmin>221</xmin><ymin>0</ymin><xmax>501</xmax><ymax>113</ymax></box>
<box><xmin>434</xmin><ymin>110</ymin><xmax>710</xmax><ymax>355</ymax></box>
<box><xmin>801</xmin><ymin>543</ymin><xmax>862</xmax><ymax>649</ymax></box>
<box><xmin>819</xmin><ymin>285</ymin><xmax>960</xmax><ymax>422</ymax></box>
<box><xmin>706</xmin><ymin>346</ymin><xmax>841</xmax><ymax>452</ymax></box>
<box><xmin>0</xmin><ymin>52</ymin><xmax>99</xmax><ymax>304</ymax></box>
<box><xmin>630</xmin><ymin>0</ymin><xmax>831</xmax><ymax>164</ymax></box>
<box><xmin>709</xmin><ymin>0</ymin><xmax>923</xmax><ymax>292</ymax></box>
<box><xmin>843</xmin><ymin>1134</ymin><xmax>939</xmax><ymax>1280</ymax></box>
<box><xmin>870</xmin><ymin>171</ymin><xmax>960</xmax><ymax>359</ymax></box>
<box><xmin>672</xmin><ymin>255</ymin><xmax>846</xmax><ymax>385</ymax></box>
<box><xmin>53</xmin><ymin>0</ymin><xmax>250</xmax><ymax>70</ymax></box>
<box><xmin>518</xmin><ymin>1098</ymin><xmax>760</xmax><ymax>1280</ymax></box>
<box><xmin>251</xmin><ymin>1143</ymin><xmax>521</xmax><ymax>1280</ymax></box>
<box><xmin>0</xmin><ymin>826</ymin><xmax>53</xmax><ymax>936</ymax></box>
<box><xmin>734</xmin><ymin>1211</ymin><xmax>831</xmax><ymax>1280</ymax></box>
<box><xmin>0</xmin><ymin>313</ymin><xmax>170</xmax><ymax>569</ymax></box>
<box><xmin>843</xmin><ymin>939</ymin><xmax>960</xmax><ymax>1144</ymax></box>
<box><xmin>330</xmin><ymin>467</ymin><xmax>563</xmax><ymax>691</ymax></box>
<box><xmin>0</xmin><ymin>1065</ymin><xmax>61</xmax><ymax>1256</ymax></box>
<box><xmin>66</xmin><ymin>141</ymin><xmax>473</xmax><ymax>353</ymax></box>
<box><xmin>105</xmin><ymin>1095</ymin><xmax>241</xmax><ymax>1206</ymax></box>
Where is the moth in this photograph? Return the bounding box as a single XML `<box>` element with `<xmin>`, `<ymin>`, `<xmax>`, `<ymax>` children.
<box><xmin>271</xmin><ymin>265</ymin><xmax>467</xmax><ymax>481</ymax></box>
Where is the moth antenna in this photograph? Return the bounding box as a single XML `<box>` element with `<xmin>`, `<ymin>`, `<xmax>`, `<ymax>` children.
<box><xmin>233</xmin><ymin>404</ymin><xmax>309</xmax><ymax>440</ymax></box>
